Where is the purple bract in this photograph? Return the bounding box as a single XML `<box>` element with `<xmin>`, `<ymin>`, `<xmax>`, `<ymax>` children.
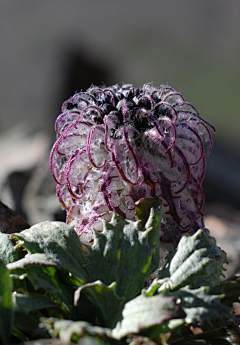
<box><xmin>49</xmin><ymin>83</ymin><xmax>215</xmax><ymax>244</ymax></box>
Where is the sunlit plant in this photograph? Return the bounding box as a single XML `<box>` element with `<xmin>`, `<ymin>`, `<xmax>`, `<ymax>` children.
<box><xmin>49</xmin><ymin>83</ymin><xmax>215</xmax><ymax>244</ymax></box>
<box><xmin>1</xmin><ymin>83</ymin><xmax>239</xmax><ymax>345</ymax></box>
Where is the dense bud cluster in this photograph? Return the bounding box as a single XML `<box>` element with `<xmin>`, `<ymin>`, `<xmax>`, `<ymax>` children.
<box><xmin>49</xmin><ymin>83</ymin><xmax>215</xmax><ymax>243</ymax></box>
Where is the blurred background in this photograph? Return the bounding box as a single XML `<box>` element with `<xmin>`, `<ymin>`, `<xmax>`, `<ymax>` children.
<box><xmin>1</xmin><ymin>0</ymin><xmax>240</xmax><ymax>274</ymax></box>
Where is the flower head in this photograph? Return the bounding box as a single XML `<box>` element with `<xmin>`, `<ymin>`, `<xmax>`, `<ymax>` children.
<box><xmin>49</xmin><ymin>83</ymin><xmax>215</xmax><ymax>244</ymax></box>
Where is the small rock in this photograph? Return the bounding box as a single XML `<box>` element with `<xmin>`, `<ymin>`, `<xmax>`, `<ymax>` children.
<box><xmin>0</xmin><ymin>200</ymin><xmax>30</xmax><ymax>234</ymax></box>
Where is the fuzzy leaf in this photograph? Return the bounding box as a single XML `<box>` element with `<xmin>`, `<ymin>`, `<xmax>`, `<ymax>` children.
<box><xmin>0</xmin><ymin>260</ymin><xmax>13</xmax><ymax>345</ymax></box>
<box><xmin>112</xmin><ymin>294</ymin><xmax>185</xmax><ymax>340</ymax></box>
<box><xmin>171</xmin><ymin>286</ymin><xmax>231</xmax><ymax>325</ymax></box>
<box><xmin>42</xmin><ymin>318</ymin><xmax>112</xmax><ymax>344</ymax></box>
<box><xmin>143</xmin><ymin>230</ymin><xmax>232</xmax><ymax>330</ymax></box>
<box><xmin>7</xmin><ymin>253</ymin><xmax>61</xmax><ymax>271</ymax></box>
<box><xmin>157</xmin><ymin>229</ymin><xmax>227</xmax><ymax>291</ymax></box>
<box><xmin>86</xmin><ymin>206</ymin><xmax>162</xmax><ymax>302</ymax></box>
<box><xmin>11</xmin><ymin>221</ymin><xmax>88</xmax><ymax>284</ymax></box>
<box><xmin>7</xmin><ymin>253</ymin><xmax>73</xmax><ymax>309</ymax></box>
<box><xmin>74</xmin><ymin>280</ymin><xmax>124</xmax><ymax>328</ymax></box>
<box><xmin>0</xmin><ymin>232</ymin><xmax>21</xmax><ymax>265</ymax></box>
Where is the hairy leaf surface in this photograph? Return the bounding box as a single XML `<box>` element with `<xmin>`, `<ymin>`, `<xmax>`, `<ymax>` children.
<box><xmin>86</xmin><ymin>206</ymin><xmax>162</xmax><ymax>302</ymax></box>
<box><xmin>157</xmin><ymin>229</ymin><xmax>227</xmax><ymax>290</ymax></box>
<box><xmin>112</xmin><ymin>294</ymin><xmax>185</xmax><ymax>340</ymax></box>
<box><xmin>0</xmin><ymin>232</ymin><xmax>20</xmax><ymax>265</ymax></box>
<box><xmin>11</xmin><ymin>221</ymin><xmax>88</xmax><ymax>284</ymax></box>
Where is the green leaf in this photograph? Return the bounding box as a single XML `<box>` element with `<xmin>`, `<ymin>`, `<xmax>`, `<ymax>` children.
<box><xmin>11</xmin><ymin>326</ymin><xmax>30</xmax><ymax>343</ymax></box>
<box><xmin>74</xmin><ymin>280</ymin><xmax>124</xmax><ymax>328</ymax></box>
<box><xmin>0</xmin><ymin>260</ymin><xmax>13</xmax><ymax>345</ymax></box>
<box><xmin>212</xmin><ymin>273</ymin><xmax>240</xmax><ymax>307</ymax></box>
<box><xmin>142</xmin><ymin>230</ymin><xmax>233</xmax><ymax>331</ymax></box>
<box><xmin>7</xmin><ymin>252</ymin><xmax>61</xmax><ymax>271</ymax></box>
<box><xmin>11</xmin><ymin>274</ymin><xmax>28</xmax><ymax>294</ymax></box>
<box><xmin>171</xmin><ymin>286</ymin><xmax>231</xmax><ymax>326</ymax></box>
<box><xmin>11</xmin><ymin>221</ymin><xmax>88</xmax><ymax>284</ymax></box>
<box><xmin>86</xmin><ymin>205</ymin><xmax>162</xmax><ymax>302</ymax></box>
<box><xmin>12</xmin><ymin>293</ymin><xmax>60</xmax><ymax>314</ymax></box>
<box><xmin>135</xmin><ymin>197</ymin><xmax>161</xmax><ymax>228</ymax></box>
<box><xmin>7</xmin><ymin>253</ymin><xmax>73</xmax><ymax>309</ymax></box>
<box><xmin>0</xmin><ymin>232</ymin><xmax>20</xmax><ymax>265</ymax></box>
<box><xmin>157</xmin><ymin>229</ymin><xmax>227</xmax><ymax>291</ymax></box>
<box><xmin>7</xmin><ymin>253</ymin><xmax>62</xmax><ymax>294</ymax></box>
<box><xmin>13</xmin><ymin>311</ymin><xmax>40</xmax><ymax>335</ymax></box>
<box><xmin>70</xmin><ymin>291</ymin><xmax>97</xmax><ymax>324</ymax></box>
<box><xmin>112</xmin><ymin>294</ymin><xmax>185</xmax><ymax>340</ymax></box>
